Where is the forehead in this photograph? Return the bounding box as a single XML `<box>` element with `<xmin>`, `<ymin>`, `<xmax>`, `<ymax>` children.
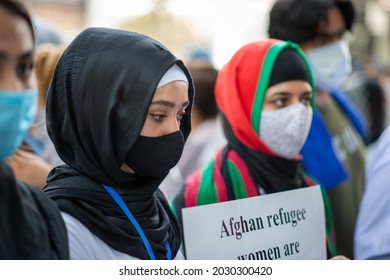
<box><xmin>321</xmin><ymin>6</ymin><xmax>346</xmax><ymax>33</ymax></box>
<box><xmin>0</xmin><ymin>7</ymin><xmax>34</xmax><ymax>57</ymax></box>
<box><xmin>152</xmin><ymin>81</ymin><xmax>189</xmax><ymax>103</ymax></box>
<box><xmin>265</xmin><ymin>80</ymin><xmax>312</xmax><ymax>96</ymax></box>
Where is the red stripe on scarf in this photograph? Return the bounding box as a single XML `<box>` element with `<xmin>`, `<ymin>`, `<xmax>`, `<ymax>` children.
<box><xmin>228</xmin><ymin>150</ymin><xmax>258</xmax><ymax>197</ymax></box>
<box><xmin>213</xmin><ymin>149</ymin><xmax>228</xmax><ymax>202</ymax></box>
<box><xmin>184</xmin><ymin>169</ymin><xmax>202</xmax><ymax>207</ymax></box>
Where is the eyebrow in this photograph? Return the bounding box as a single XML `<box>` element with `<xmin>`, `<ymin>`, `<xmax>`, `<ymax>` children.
<box><xmin>150</xmin><ymin>100</ymin><xmax>190</xmax><ymax>108</ymax></box>
<box><xmin>0</xmin><ymin>50</ymin><xmax>34</xmax><ymax>62</ymax></box>
<box><xmin>18</xmin><ymin>51</ymin><xmax>34</xmax><ymax>61</ymax></box>
<box><xmin>269</xmin><ymin>90</ymin><xmax>312</xmax><ymax>97</ymax></box>
<box><xmin>269</xmin><ymin>91</ymin><xmax>291</xmax><ymax>97</ymax></box>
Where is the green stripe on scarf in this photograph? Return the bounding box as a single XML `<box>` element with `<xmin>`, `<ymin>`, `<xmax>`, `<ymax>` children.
<box><xmin>227</xmin><ymin>160</ymin><xmax>248</xmax><ymax>199</ymax></box>
<box><xmin>197</xmin><ymin>159</ymin><xmax>218</xmax><ymax>205</ymax></box>
<box><xmin>300</xmin><ymin>170</ymin><xmax>337</xmax><ymax>257</ymax></box>
<box><xmin>319</xmin><ymin>184</ymin><xmax>337</xmax><ymax>257</ymax></box>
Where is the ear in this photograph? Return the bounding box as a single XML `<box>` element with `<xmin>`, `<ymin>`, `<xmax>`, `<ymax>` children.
<box><xmin>34</xmin><ymin>50</ymin><xmax>50</xmax><ymax>109</ymax></box>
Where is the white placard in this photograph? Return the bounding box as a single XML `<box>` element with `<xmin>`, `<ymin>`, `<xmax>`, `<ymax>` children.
<box><xmin>182</xmin><ymin>185</ymin><xmax>326</xmax><ymax>260</ymax></box>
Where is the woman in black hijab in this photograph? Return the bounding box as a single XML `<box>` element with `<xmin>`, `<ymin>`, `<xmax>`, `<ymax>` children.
<box><xmin>44</xmin><ymin>27</ymin><xmax>194</xmax><ymax>260</ymax></box>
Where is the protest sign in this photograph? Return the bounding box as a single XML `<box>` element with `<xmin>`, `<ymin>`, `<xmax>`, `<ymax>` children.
<box><xmin>182</xmin><ymin>185</ymin><xmax>326</xmax><ymax>260</ymax></box>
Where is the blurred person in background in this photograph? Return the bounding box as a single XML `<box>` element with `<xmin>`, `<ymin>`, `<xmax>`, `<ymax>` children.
<box><xmin>23</xmin><ymin>0</ymin><xmax>64</xmax><ymax>168</ymax></box>
<box><xmin>354</xmin><ymin>64</ymin><xmax>390</xmax><ymax>261</ymax></box>
<box><xmin>344</xmin><ymin>58</ymin><xmax>388</xmax><ymax>154</ymax></box>
<box><xmin>9</xmin><ymin>0</ymin><xmax>65</xmax><ymax>188</ymax></box>
<box><xmin>0</xmin><ymin>0</ymin><xmax>68</xmax><ymax>259</ymax></box>
<box><xmin>160</xmin><ymin>51</ymin><xmax>226</xmax><ymax>202</ymax></box>
<box><xmin>33</xmin><ymin>17</ymin><xmax>63</xmax><ymax>47</ymax></box>
<box><xmin>362</xmin><ymin>78</ymin><xmax>387</xmax><ymax>147</ymax></box>
<box><xmin>354</xmin><ymin>123</ymin><xmax>390</xmax><ymax>259</ymax></box>
<box><xmin>16</xmin><ymin>0</ymin><xmax>63</xmax><ymax>160</ymax></box>
<box><xmin>20</xmin><ymin>0</ymin><xmax>63</xmax><ymax>48</ymax></box>
<box><xmin>7</xmin><ymin>44</ymin><xmax>65</xmax><ymax>189</ymax></box>
<box><xmin>5</xmin><ymin>11</ymin><xmax>65</xmax><ymax>189</ymax></box>
<box><xmin>268</xmin><ymin>0</ymin><xmax>367</xmax><ymax>259</ymax></box>
<box><xmin>32</xmin><ymin>43</ymin><xmax>64</xmax><ymax>167</ymax></box>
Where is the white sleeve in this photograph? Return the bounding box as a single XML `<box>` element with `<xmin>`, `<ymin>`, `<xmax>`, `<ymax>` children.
<box><xmin>62</xmin><ymin>212</ymin><xmax>181</xmax><ymax>260</ymax></box>
<box><xmin>61</xmin><ymin>212</ymin><xmax>140</xmax><ymax>260</ymax></box>
<box><xmin>61</xmin><ymin>212</ymin><xmax>99</xmax><ymax>259</ymax></box>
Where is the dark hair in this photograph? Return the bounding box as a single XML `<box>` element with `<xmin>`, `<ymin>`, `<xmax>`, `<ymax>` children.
<box><xmin>188</xmin><ymin>62</ymin><xmax>219</xmax><ymax>119</ymax></box>
<box><xmin>268</xmin><ymin>0</ymin><xmax>354</xmax><ymax>44</ymax></box>
<box><xmin>0</xmin><ymin>0</ymin><xmax>35</xmax><ymax>42</ymax></box>
<box><xmin>364</xmin><ymin>78</ymin><xmax>386</xmax><ymax>144</ymax></box>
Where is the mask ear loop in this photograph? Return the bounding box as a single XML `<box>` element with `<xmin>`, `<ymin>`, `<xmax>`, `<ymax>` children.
<box><xmin>103</xmin><ymin>185</ymin><xmax>172</xmax><ymax>260</ymax></box>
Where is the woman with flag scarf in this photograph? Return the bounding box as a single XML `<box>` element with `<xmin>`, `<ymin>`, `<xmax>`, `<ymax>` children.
<box><xmin>172</xmin><ymin>39</ymin><xmax>339</xmax><ymax>259</ymax></box>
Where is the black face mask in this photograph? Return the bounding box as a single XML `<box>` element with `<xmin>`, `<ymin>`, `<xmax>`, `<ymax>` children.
<box><xmin>125</xmin><ymin>130</ymin><xmax>185</xmax><ymax>178</ymax></box>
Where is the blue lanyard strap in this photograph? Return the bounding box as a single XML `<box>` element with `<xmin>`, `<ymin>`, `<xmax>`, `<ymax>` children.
<box><xmin>103</xmin><ymin>185</ymin><xmax>171</xmax><ymax>260</ymax></box>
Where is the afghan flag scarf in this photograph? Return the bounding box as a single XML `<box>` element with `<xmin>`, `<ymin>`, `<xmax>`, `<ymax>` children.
<box><xmin>173</xmin><ymin>39</ymin><xmax>337</xmax><ymax>257</ymax></box>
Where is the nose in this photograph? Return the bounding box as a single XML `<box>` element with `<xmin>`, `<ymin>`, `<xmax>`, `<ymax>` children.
<box><xmin>0</xmin><ymin>69</ymin><xmax>23</xmax><ymax>91</ymax></box>
<box><xmin>164</xmin><ymin>115</ymin><xmax>180</xmax><ymax>135</ymax></box>
<box><xmin>290</xmin><ymin>97</ymin><xmax>301</xmax><ymax>106</ymax></box>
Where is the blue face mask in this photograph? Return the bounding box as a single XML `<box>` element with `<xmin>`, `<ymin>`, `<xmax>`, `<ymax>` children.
<box><xmin>305</xmin><ymin>39</ymin><xmax>352</xmax><ymax>91</ymax></box>
<box><xmin>0</xmin><ymin>89</ymin><xmax>38</xmax><ymax>161</ymax></box>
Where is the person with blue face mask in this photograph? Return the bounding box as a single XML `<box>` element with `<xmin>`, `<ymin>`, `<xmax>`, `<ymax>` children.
<box><xmin>0</xmin><ymin>0</ymin><xmax>68</xmax><ymax>259</ymax></box>
<box><xmin>0</xmin><ymin>6</ymin><xmax>54</xmax><ymax>190</ymax></box>
<box><xmin>268</xmin><ymin>0</ymin><xmax>367</xmax><ymax>259</ymax></box>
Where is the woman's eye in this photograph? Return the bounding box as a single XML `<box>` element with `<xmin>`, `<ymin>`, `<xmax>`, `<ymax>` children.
<box><xmin>17</xmin><ymin>62</ymin><xmax>33</xmax><ymax>79</ymax></box>
<box><xmin>273</xmin><ymin>98</ymin><xmax>285</xmax><ymax>107</ymax></box>
<box><xmin>176</xmin><ymin>114</ymin><xmax>185</xmax><ymax>121</ymax></box>
<box><xmin>301</xmin><ymin>97</ymin><xmax>311</xmax><ymax>105</ymax></box>
<box><xmin>150</xmin><ymin>114</ymin><xmax>165</xmax><ymax>121</ymax></box>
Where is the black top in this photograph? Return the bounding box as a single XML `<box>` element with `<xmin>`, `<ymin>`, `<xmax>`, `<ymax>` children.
<box><xmin>0</xmin><ymin>161</ymin><xmax>69</xmax><ymax>259</ymax></box>
<box><xmin>44</xmin><ymin>27</ymin><xmax>194</xmax><ymax>259</ymax></box>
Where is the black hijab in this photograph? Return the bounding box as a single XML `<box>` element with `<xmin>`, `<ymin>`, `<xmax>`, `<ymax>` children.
<box><xmin>43</xmin><ymin>28</ymin><xmax>194</xmax><ymax>259</ymax></box>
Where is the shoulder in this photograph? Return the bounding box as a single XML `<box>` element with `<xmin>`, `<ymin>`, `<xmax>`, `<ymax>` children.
<box><xmin>62</xmin><ymin>212</ymin><xmax>138</xmax><ymax>260</ymax></box>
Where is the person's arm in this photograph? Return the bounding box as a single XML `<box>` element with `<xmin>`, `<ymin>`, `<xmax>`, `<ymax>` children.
<box><xmin>6</xmin><ymin>148</ymin><xmax>52</xmax><ymax>189</ymax></box>
<box><xmin>354</xmin><ymin>126</ymin><xmax>390</xmax><ymax>259</ymax></box>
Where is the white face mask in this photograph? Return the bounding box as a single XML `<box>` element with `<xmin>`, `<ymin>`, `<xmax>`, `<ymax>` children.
<box><xmin>305</xmin><ymin>40</ymin><xmax>352</xmax><ymax>91</ymax></box>
<box><xmin>259</xmin><ymin>103</ymin><xmax>313</xmax><ymax>159</ymax></box>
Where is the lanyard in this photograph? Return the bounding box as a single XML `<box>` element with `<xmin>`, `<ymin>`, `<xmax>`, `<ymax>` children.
<box><xmin>103</xmin><ymin>185</ymin><xmax>172</xmax><ymax>260</ymax></box>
